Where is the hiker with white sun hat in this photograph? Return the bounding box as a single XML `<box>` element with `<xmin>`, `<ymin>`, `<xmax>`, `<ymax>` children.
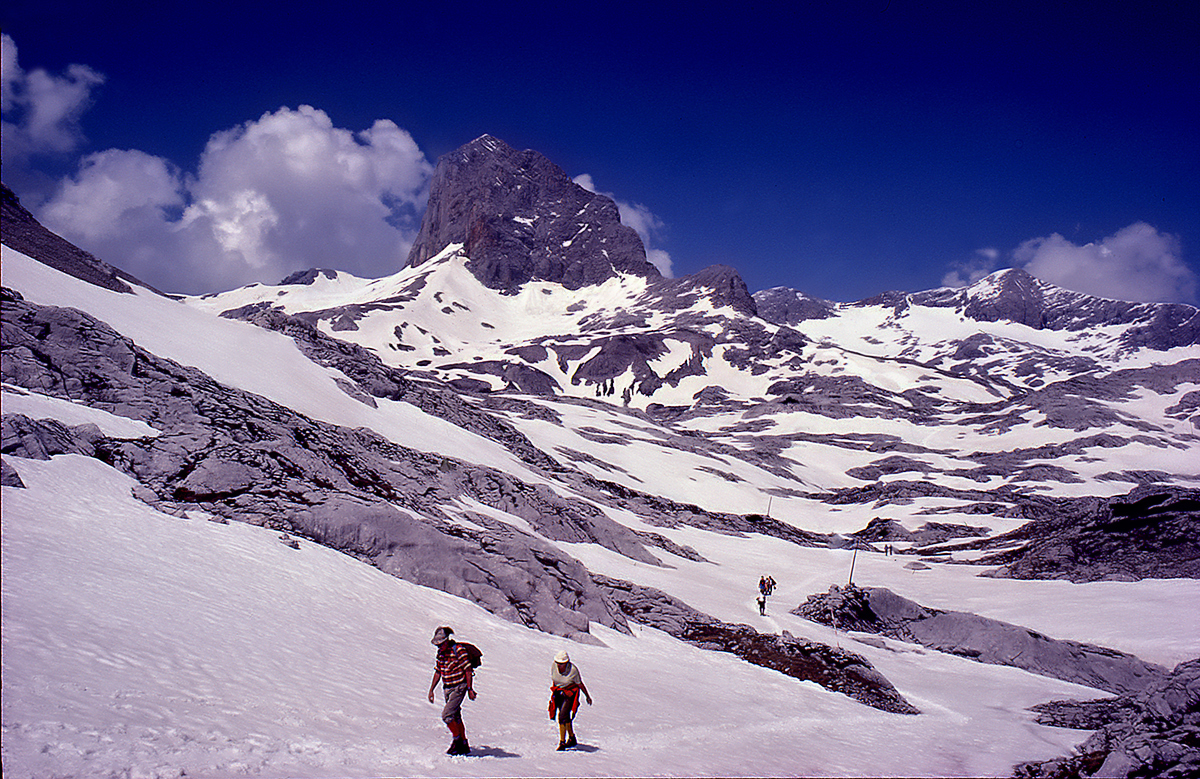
<box><xmin>548</xmin><ymin>649</ymin><xmax>592</xmax><ymax>751</ymax></box>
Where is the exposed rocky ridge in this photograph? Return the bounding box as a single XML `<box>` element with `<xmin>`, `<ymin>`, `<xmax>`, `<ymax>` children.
<box><xmin>404</xmin><ymin>135</ymin><xmax>659</xmax><ymax>291</ymax></box>
<box><xmin>0</xmin><ymin>182</ymin><xmax>154</xmax><ymax>296</ymax></box>
<box><xmin>794</xmin><ymin>585</ymin><xmax>1167</xmax><ymax>695</ymax></box>
<box><xmin>1</xmin><ymin>293</ymin><xmax>640</xmax><ymax>640</ymax></box>
<box><xmin>758</xmin><ymin>268</ymin><xmax>1200</xmax><ymax>351</ymax></box>
<box><xmin>278</xmin><ymin>268</ymin><xmax>340</xmax><ymax>286</ymax></box>
<box><xmin>754</xmin><ymin>285</ymin><xmax>837</xmax><ymax>323</ymax></box>
<box><xmin>595</xmin><ymin>575</ymin><xmax>919</xmax><ymax>715</ymax></box>
<box><xmin>850</xmin><ymin>517</ymin><xmax>992</xmax><ymax>546</ymax></box>
<box><xmin>1015</xmin><ymin>659</ymin><xmax>1200</xmax><ymax>779</ymax></box>
<box><xmin>914</xmin><ymin>485</ymin><xmax>1200</xmax><ymax>582</ymax></box>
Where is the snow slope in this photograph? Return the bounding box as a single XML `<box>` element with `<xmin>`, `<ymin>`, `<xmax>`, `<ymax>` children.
<box><xmin>4</xmin><ymin>234</ymin><xmax>1199</xmax><ymax>778</ymax></box>
<box><xmin>10</xmin><ymin>453</ymin><xmax>1188</xmax><ymax>779</ymax></box>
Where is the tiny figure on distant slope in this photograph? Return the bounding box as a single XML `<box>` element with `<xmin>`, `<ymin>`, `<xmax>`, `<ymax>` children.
<box><xmin>765</xmin><ymin>575</ymin><xmax>776</xmax><ymax>595</ymax></box>
<box><xmin>549</xmin><ymin>650</ymin><xmax>592</xmax><ymax>750</ymax></box>
<box><xmin>757</xmin><ymin>593</ymin><xmax>767</xmax><ymax>615</ymax></box>
<box><xmin>427</xmin><ymin>626</ymin><xmax>477</xmax><ymax>755</ymax></box>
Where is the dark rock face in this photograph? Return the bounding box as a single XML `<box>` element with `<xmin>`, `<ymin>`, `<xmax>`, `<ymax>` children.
<box><xmin>1016</xmin><ymin>659</ymin><xmax>1200</xmax><ymax>779</ymax></box>
<box><xmin>278</xmin><ymin>268</ymin><xmax>340</xmax><ymax>286</ymax></box>
<box><xmin>404</xmin><ymin>135</ymin><xmax>660</xmax><ymax>291</ymax></box>
<box><xmin>794</xmin><ymin>585</ymin><xmax>1166</xmax><ymax>695</ymax></box>
<box><xmin>650</xmin><ymin>264</ymin><xmax>758</xmax><ymax>317</ymax></box>
<box><xmin>1</xmin><ymin>182</ymin><xmax>153</xmax><ymax>295</ymax></box>
<box><xmin>2</xmin><ymin>413</ymin><xmax>106</xmax><ymax>461</ymax></box>
<box><xmin>754</xmin><ymin>286</ymin><xmax>837</xmax><ymax>324</ymax></box>
<box><xmin>914</xmin><ymin>267</ymin><xmax>1049</xmax><ymax>328</ymax></box>
<box><xmin>0</xmin><ymin>457</ymin><xmax>24</xmax><ymax>487</ymax></box>
<box><xmin>973</xmin><ymin>486</ymin><xmax>1200</xmax><ymax>583</ymax></box>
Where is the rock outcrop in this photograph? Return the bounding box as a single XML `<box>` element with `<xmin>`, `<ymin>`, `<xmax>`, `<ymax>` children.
<box><xmin>596</xmin><ymin>576</ymin><xmax>919</xmax><ymax>715</ymax></box>
<box><xmin>968</xmin><ymin>486</ymin><xmax>1200</xmax><ymax>583</ymax></box>
<box><xmin>1016</xmin><ymin>659</ymin><xmax>1200</xmax><ymax>779</ymax></box>
<box><xmin>404</xmin><ymin>135</ymin><xmax>660</xmax><ymax>291</ymax></box>
<box><xmin>794</xmin><ymin>585</ymin><xmax>1166</xmax><ymax>695</ymax></box>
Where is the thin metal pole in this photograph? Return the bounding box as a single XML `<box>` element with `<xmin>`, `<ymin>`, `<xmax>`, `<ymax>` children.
<box><xmin>848</xmin><ymin>541</ymin><xmax>859</xmax><ymax>587</ymax></box>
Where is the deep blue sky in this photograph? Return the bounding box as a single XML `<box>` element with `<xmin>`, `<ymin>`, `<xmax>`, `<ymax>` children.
<box><xmin>3</xmin><ymin>1</ymin><xmax>1198</xmax><ymax>302</ymax></box>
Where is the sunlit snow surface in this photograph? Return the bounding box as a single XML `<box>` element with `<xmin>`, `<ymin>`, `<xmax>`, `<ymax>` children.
<box><xmin>4</xmin><ymin>245</ymin><xmax>1200</xmax><ymax>777</ymax></box>
<box><xmin>10</xmin><ymin>455</ymin><xmax>1198</xmax><ymax>778</ymax></box>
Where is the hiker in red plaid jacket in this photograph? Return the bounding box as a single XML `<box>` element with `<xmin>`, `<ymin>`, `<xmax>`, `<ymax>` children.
<box><xmin>427</xmin><ymin>626</ymin><xmax>476</xmax><ymax>755</ymax></box>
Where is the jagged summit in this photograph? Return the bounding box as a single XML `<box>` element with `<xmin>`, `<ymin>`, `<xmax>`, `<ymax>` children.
<box><xmin>404</xmin><ymin>134</ymin><xmax>660</xmax><ymax>292</ymax></box>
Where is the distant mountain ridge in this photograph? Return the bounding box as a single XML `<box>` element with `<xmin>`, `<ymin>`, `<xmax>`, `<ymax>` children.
<box><xmin>759</xmin><ymin>268</ymin><xmax>1199</xmax><ymax>351</ymax></box>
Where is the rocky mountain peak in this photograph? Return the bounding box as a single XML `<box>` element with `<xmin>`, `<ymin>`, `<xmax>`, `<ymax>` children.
<box><xmin>403</xmin><ymin>135</ymin><xmax>660</xmax><ymax>292</ymax></box>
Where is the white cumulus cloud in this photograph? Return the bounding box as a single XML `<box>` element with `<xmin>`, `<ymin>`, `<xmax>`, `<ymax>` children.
<box><xmin>39</xmin><ymin>105</ymin><xmax>434</xmax><ymax>294</ymax></box>
<box><xmin>2</xmin><ymin>33</ymin><xmax>105</xmax><ymax>195</ymax></box>
<box><xmin>1014</xmin><ymin>223</ymin><xmax>1195</xmax><ymax>304</ymax></box>
<box><xmin>573</xmin><ymin>173</ymin><xmax>673</xmax><ymax>277</ymax></box>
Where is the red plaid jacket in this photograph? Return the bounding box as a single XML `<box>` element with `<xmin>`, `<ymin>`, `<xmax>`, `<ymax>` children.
<box><xmin>435</xmin><ymin>642</ymin><xmax>473</xmax><ymax>688</ymax></box>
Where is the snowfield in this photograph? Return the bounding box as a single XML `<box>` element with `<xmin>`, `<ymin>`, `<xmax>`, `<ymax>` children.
<box><xmin>3</xmin><ymin>231</ymin><xmax>1199</xmax><ymax>777</ymax></box>
<box><xmin>10</xmin><ymin>454</ymin><xmax>1194</xmax><ymax>778</ymax></box>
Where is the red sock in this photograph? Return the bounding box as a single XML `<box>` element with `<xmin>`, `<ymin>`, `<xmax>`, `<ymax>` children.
<box><xmin>448</xmin><ymin>719</ymin><xmax>465</xmax><ymax>739</ymax></box>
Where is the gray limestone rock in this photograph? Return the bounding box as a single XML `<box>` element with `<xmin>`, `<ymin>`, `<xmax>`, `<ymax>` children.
<box><xmin>1016</xmin><ymin>659</ymin><xmax>1200</xmax><ymax>779</ymax></box>
<box><xmin>794</xmin><ymin>585</ymin><xmax>1166</xmax><ymax>695</ymax></box>
<box><xmin>2</xmin><ymin>414</ymin><xmax>101</xmax><ymax>460</ymax></box>
<box><xmin>753</xmin><ymin>286</ymin><xmax>837</xmax><ymax>324</ymax></box>
<box><xmin>974</xmin><ymin>486</ymin><xmax>1200</xmax><ymax>582</ymax></box>
<box><xmin>405</xmin><ymin>135</ymin><xmax>659</xmax><ymax>291</ymax></box>
<box><xmin>1</xmin><ymin>456</ymin><xmax>25</xmax><ymax>487</ymax></box>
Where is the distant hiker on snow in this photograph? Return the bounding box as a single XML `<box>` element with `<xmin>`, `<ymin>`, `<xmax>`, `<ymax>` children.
<box><xmin>427</xmin><ymin>626</ymin><xmax>477</xmax><ymax>755</ymax></box>
<box><xmin>549</xmin><ymin>650</ymin><xmax>592</xmax><ymax>751</ymax></box>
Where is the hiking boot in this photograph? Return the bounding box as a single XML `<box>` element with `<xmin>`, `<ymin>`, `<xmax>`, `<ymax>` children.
<box><xmin>447</xmin><ymin>737</ymin><xmax>470</xmax><ymax>755</ymax></box>
<box><xmin>565</xmin><ymin>735</ymin><xmax>577</xmax><ymax>748</ymax></box>
<box><xmin>556</xmin><ymin>741</ymin><xmax>567</xmax><ymax>751</ymax></box>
